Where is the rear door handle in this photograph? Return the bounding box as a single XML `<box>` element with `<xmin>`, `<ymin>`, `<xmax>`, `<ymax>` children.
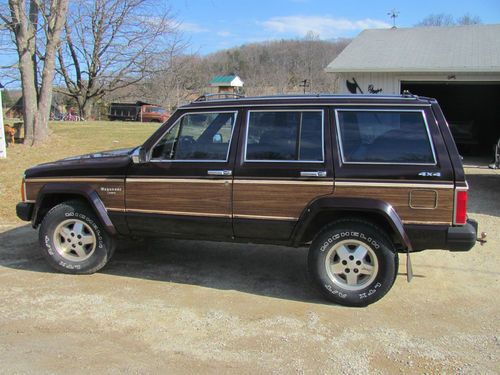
<box><xmin>207</xmin><ymin>170</ymin><xmax>232</xmax><ymax>176</ymax></box>
<box><xmin>300</xmin><ymin>171</ymin><xmax>327</xmax><ymax>177</ymax></box>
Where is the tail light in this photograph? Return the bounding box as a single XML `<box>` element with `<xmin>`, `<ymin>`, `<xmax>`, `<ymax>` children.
<box><xmin>454</xmin><ymin>188</ymin><xmax>468</xmax><ymax>225</ymax></box>
<box><xmin>21</xmin><ymin>177</ymin><xmax>26</xmax><ymax>202</ymax></box>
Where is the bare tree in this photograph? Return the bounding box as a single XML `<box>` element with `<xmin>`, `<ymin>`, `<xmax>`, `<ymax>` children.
<box><xmin>125</xmin><ymin>37</ymin><xmax>350</xmax><ymax>108</ymax></box>
<box><xmin>1</xmin><ymin>0</ymin><xmax>69</xmax><ymax>145</ymax></box>
<box><xmin>136</xmin><ymin>54</ymin><xmax>206</xmax><ymax>109</ymax></box>
<box><xmin>56</xmin><ymin>0</ymin><xmax>181</xmax><ymax>119</ymax></box>
<box><xmin>456</xmin><ymin>13</ymin><xmax>482</xmax><ymax>25</ymax></box>
<box><xmin>416</xmin><ymin>13</ymin><xmax>455</xmax><ymax>27</ymax></box>
<box><xmin>416</xmin><ymin>13</ymin><xmax>482</xmax><ymax>27</ymax></box>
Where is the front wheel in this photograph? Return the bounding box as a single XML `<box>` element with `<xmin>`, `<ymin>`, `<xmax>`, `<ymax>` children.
<box><xmin>308</xmin><ymin>221</ymin><xmax>398</xmax><ymax>307</ymax></box>
<box><xmin>38</xmin><ymin>200</ymin><xmax>115</xmax><ymax>274</ymax></box>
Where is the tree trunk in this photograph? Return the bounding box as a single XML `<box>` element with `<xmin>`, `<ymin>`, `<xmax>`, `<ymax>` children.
<box><xmin>82</xmin><ymin>99</ymin><xmax>94</xmax><ymax>120</ymax></box>
<box><xmin>18</xmin><ymin>49</ymin><xmax>37</xmax><ymax>144</ymax></box>
<box><xmin>5</xmin><ymin>0</ymin><xmax>69</xmax><ymax>145</ymax></box>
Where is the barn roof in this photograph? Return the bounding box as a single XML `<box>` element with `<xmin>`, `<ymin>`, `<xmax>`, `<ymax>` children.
<box><xmin>325</xmin><ymin>24</ymin><xmax>500</xmax><ymax>73</ymax></box>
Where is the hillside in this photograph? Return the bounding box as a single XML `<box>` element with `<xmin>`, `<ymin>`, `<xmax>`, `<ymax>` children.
<box><xmin>130</xmin><ymin>37</ymin><xmax>350</xmax><ymax>109</ymax></box>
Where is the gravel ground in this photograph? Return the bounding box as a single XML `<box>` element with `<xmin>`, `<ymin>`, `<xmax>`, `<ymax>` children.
<box><xmin>0</xmin><ymin>167</ymin><xmax>498</xmax><ymax>374</ymax></box>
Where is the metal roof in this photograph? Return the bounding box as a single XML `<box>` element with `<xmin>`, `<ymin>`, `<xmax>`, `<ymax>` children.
<box><xmin>325</xmin><ymin>24</ymin><xmax>500</xmax><ymax>73</ymax></box>
<box><xmin>209</xmin><ymin>75</ymin><xmax>244</xmax><ymax>86</ymax></box>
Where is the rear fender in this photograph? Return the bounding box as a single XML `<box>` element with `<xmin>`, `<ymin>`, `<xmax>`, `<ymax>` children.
<box><xmin>292</xmin><ymin>196</ymin><xmax>412</xmax><ymax>250</ymax></box>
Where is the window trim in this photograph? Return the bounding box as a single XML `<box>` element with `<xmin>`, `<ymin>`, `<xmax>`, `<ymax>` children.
<box><xmin>149</xmin><ymin>110</ymin><xmax>238</xmax><ymax>163</ymax></box>
<box><xmin>243</xmin><ymin>109</ymin><xmax>325</xmax><ymax>163</ymax></box>
<box><xmin>334</xmin><ymin>108</ymin><xmax>438</xmax><ymax>166</ymax></box>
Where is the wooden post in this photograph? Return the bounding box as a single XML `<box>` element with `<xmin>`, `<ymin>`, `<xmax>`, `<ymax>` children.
<box><xmin>0</xmin><ymin>86</ymin><xmax>6</xmax><ymax>159</ymax></box>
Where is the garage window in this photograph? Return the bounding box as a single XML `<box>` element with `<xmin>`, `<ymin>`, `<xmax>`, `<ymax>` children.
<box><xmin>336</xmin><ymin>110</ymin><xmax>436</xmax><ymax>164</ymax></box>
<box><xmin>245</xmin><ymin>110</ymin><xmax>324</xmax><ymax>162</ymax></box>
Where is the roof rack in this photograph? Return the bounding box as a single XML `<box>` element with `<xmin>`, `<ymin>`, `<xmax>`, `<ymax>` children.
<box><xmin>402</xmin><ymin>90</ymin><xmax>420</xmax><ymax>99</ymax></box>
<box><xmin>194</xmin><ymin>93</ymin><xmax>245</xmax><ymax>102</ymax></box>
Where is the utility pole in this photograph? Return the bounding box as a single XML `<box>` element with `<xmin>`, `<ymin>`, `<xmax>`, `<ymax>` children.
<box><xmin>387</xmin><ymin>9</ymin><xmax>399</xmax><ymax>28</ymax></box>
<box><xmin>299</xmin><ymin>79</ymin><xmax>310</xmax><ymax>94</ymax></box>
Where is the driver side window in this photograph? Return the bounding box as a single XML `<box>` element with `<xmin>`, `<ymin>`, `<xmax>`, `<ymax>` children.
<box><xmin>151</xmin><ymin>111</ymin><xmax>236</xmax><ymax>161</ymax></box>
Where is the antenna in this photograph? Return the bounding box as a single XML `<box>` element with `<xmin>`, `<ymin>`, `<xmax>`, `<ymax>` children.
<box><xmin>387</xmin><ymin>9</ymin><xmax>399</xmax><ymax>28</ymax></box>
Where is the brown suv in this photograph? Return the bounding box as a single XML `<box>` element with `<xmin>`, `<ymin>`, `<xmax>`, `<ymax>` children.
<box><xmin>16</xmin><ymin>94</ymin><xmax>479</xmax><ymax>306</ymax></box>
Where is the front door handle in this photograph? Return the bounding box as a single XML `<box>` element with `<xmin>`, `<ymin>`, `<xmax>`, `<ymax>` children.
<box><xmin>300</xmin><ymin>171</ymin><xmax>327</xmax><ymax>177</ymax></box>
<box><xmin>207</xmin><ymin>170</ymin><xmax>232</xmax><ymax>176</ymax></box>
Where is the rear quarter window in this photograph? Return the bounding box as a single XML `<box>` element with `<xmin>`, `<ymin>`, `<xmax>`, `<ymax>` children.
<box><xmin>336</xmin><ymin>110</ymin><xmax>436</xmax><ymax>164</ymax></box>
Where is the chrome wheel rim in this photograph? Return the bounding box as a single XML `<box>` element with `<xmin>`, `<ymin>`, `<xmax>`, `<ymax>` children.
<box><xmin>324</xmin><ymin>239</ymin><xmax>379</xmax><ymax>291</ymax></box>
<box><xmin>53</xmin><ymin>219</ymin><xmax>96</xmax><ymax>262</ymax></box>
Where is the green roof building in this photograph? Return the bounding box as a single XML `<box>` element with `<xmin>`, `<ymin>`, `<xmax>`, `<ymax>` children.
<box><xmin>209</xmin><ymin>75</ymin><xmax>244</xmax><ymax>93</ymax></box>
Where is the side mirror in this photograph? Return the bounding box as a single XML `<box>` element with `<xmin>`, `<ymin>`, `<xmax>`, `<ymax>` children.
<box><xmin>131</xmin><ymin>147</ymin><xmax>149</xmax><ymax>164</ymax></box>
<box><xmin>213</xmin><ymin>133</ymin><xmax>223</xmax><ymax>143</ymax></box>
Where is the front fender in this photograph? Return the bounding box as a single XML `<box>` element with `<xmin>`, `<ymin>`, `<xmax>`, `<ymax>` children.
<box><xmin>32</xmin><ymin>183</ymin><xmax>117</xmax><ymax>236</ymax></box>
<box><xmin>292</xmin><ymin>196</ymin><xmax>412</xmax><ymax>250</ymax></box>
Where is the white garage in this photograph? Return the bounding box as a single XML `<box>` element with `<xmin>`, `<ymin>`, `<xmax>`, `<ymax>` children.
<box><xmin>325</xmin><ymin>24</ymin><xmax>500</xmax><ymax>156</ymax></box>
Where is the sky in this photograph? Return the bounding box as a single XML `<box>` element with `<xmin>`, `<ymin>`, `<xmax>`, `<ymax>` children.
<box><xmin>171</xmin><ymin>0</ymin><xmax>500</xmax><ymax>54</ymax></box>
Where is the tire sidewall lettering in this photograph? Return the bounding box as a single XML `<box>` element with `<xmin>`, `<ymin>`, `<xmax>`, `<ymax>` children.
<box><xmin>320</xmin><ymin>231</ymin><xmax>380</xmax><ymax>252</ymax></box>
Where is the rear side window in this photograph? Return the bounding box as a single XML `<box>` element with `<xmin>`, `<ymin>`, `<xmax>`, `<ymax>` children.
<box><xmin>336</xmin><ymin>110</ymin><xmax>435</xmax><ymax>164</ymax></box>
<box><xmin>245</xmin><ymin>110</ymin><xmax>324</xmax><ymax>162</ymax></box>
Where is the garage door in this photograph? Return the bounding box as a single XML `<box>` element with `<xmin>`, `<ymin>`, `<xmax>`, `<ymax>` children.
<box><xmin>401</xmin><ymin>82</ymin><xmax>500</xmax><ymax>156</ymax></box>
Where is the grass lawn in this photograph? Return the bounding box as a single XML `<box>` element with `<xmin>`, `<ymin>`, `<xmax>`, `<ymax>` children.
<box><xmin>0</xmin><ymin>120</ymin><xmax>159</xmax><ymax>225</ymax></box>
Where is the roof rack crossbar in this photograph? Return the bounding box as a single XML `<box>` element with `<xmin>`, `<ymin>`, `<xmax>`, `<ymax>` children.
<box><xmin>194</xmin><ymin>93</ymin><xmax>245</xmax><ymax>102</ymax></box>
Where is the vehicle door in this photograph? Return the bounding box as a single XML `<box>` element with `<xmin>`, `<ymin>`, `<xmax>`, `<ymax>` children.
<box><xmin>232</xmin><ymin>107</ymin><xmax>334</xmax><ymax>240</ymax></box>
<box><xmin>125</xmin><ymin>109</ymin><xmax>240</xmax><ymax>239</ymax></box>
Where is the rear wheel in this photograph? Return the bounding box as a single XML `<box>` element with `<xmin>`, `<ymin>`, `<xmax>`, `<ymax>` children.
<box><xmin>39</xmin><ymin>200</ymin><xmax>115</xmax><ymax>274</ymax></box>
<box><xmin>308</xmin><ymin>221</ymin><xmax>398</xmax><ymax>307</ymax></box>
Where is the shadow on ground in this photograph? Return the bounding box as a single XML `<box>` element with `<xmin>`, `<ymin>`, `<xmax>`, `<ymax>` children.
<box><xmin>0</xmin><ymin>225</ymin><xmax>329</xmax><ymax>304</ymax></box>
<box><xmin>466</xmin><ymin>173</ymin><xmax>500</xmax><ymax>217</ymax></box>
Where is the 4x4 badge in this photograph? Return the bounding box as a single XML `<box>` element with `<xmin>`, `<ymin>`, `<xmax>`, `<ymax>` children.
<box><xmin>418</xmin><ymin>171</ymin><xmax>441</xmax><ymax>177</ymax></box>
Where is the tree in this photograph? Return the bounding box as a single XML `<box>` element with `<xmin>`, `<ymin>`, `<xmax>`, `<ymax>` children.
<box><xmin>128</xmin><ymin>37</ymin><xmax>350</xmax><ymax>108</ymax></box>
<box><xmin>1</xmin><ymin>0</ymin><xmax>69</xmax><ymax>145</ymax></box>
<box><xmin>416</xmin><ymin>13</ymin><xmax>482</xmax><ymax>27</ymax></box>
<box><xmin>1</xmin><ymin>88</ymin><xmax>14</xmax><ymax>109</ymax></box>
<box><xmin>135</xmin><ymin>54</ymin><xmax>206</xmax><ymax>109</ymax></box>
<box><xmin>456</xmin><ymin>13</ymin><xmax>482</xmax><ymax>25</ymax></box>
<box><xmin>56</xmin><ymin>0</ymin><xmax>181</xmax><ymax>119</ymax></box>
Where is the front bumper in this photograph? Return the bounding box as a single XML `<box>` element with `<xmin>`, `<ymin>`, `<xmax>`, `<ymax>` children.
<box><xmin>16</xmin><ymin>202</ymin><xmax>34</xmax><ymax>222</ymax></box>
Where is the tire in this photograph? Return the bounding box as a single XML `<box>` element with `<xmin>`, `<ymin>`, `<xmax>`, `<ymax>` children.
<box><xmin>308</xmin><ymin>220</ymin><xmax>398</xmax><ymax>307</ymax></box>
<box><xmin>38</xmin><ymin>200</ymin><xmax>115</xmax><ymax>274</ymax></box>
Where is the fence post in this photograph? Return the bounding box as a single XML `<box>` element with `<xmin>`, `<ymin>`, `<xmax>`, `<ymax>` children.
<box><xmin>0</xmin><ymin>85</ymin><xmax>7</xmax><ymax>159</ymax></box>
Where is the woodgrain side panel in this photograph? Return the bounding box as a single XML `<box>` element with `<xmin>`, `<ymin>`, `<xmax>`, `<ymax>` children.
<box><xmin>126</xmin><ymin>180</ymin><xmax>232</xmax><ymax>216</ymax></box>
<box><xmin>233</xmin><ymin>181</ymin><xmax>333</xmax><ymax>219</ymax></box>
<box><xmin>334</xmin><ymin>186</ymin><xmax>453</xmax><ymax>224</ymax></box>
<box><xmin>25</xmin><ymin>179</ymin><xmax>125</xmax><ymax>210</ymax></box>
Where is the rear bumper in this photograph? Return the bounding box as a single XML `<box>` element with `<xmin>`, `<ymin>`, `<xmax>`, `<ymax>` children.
<box><xmin>405</xmin><ymin>218</ymin><xmax>478</xmax><ymax>252</ymax></box>
<box><xmin>16</xmin><ymin>202</ymin><xmax>34</xmax><ymax>222</ymax></box>
<box><xmin>446</xmin><ymin>218</ymin><xmax>478</xmax><ymax>252</ymax></box>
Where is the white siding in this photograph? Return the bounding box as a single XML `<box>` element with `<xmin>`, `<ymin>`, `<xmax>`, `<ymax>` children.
<box><xmin>335</xmin><ymin>72</ymin><xmax>500</xmax><ymax>94</ymax></box>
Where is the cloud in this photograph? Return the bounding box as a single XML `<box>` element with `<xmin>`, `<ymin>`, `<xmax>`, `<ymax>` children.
<box><xmin>178</xmin><ymin>22</ymin><xmax>209</xmax><ymax>33</ymax></box>
<box><xmin>261</xmin><ymin>15</ymin><xmax>390</xmax><ymax>38</ymax></box>
<box><xmin>217</xmin><ymin>31</ymin><xmax>233</xmax><ymax>37</ymax></box>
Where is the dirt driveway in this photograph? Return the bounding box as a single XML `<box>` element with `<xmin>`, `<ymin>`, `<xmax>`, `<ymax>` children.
<box><xmin>0</xmin><ymin>167</ymin><xmax>498</xmax><ymax>374</ymax></box>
